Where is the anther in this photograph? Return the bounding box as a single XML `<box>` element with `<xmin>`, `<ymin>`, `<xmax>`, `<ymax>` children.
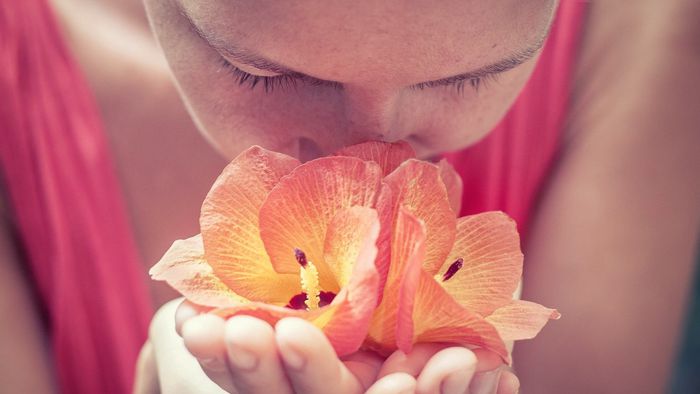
<box><xmin>294</xmin><ymin>248</ymin><xmax>308</xmax><ymax>268</ymax></box>
<box><xmin>442</xmin><ymin>258</ymin><xmax>464</xmax><ymax>281</ymax></box>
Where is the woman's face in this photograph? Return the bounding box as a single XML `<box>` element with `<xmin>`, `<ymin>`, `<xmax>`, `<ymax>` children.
<box><xmin>144</xmin><ymin>0</ymin><xmax>556</xmax><ymax>161</ymax></box>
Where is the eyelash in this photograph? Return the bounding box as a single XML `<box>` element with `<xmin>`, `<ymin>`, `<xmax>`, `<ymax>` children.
<box><xmin>411</xmin><ymin>73</ymin><xmax>499</xmax><ymax>94</ymax></box>
<box><xmin>219</xmin><ymin>58</ymin><xmax>499</xmax><ymax>95</ymax></box>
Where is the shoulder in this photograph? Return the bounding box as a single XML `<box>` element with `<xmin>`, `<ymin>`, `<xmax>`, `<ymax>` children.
<box><xmin>547</xmin><ymin>0</ymin><xmax>700</xmax><ymax>247</ymax></box>
<box><xmin>570</xmin><ymin>0</ymin><xmax>700</xmax><ymax>142</ymax></box>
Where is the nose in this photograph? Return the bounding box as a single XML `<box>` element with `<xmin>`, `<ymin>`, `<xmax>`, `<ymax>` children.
<box><xmin>340</xmin><ymin>85</ymin><xmax>409</xmax><ymax>143</ymax></box>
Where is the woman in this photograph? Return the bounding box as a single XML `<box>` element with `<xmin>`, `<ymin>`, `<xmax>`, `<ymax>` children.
<box><xmin>1</xmin><ymin>0</ymin><xmax>698</xmax><ymax>393</ymax></box>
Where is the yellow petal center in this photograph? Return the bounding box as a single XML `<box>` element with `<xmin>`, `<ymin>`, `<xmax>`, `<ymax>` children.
<box><xmin>300</xmin><ymin>260</ymin><xmax>321</xmax><ymax>309</ymax></box>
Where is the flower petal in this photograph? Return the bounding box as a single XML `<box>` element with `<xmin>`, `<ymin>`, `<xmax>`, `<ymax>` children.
<box><xmin>410</xmin><ymin>270</ymin><xmax>510</xmax><ymax>362</ymax></box>
<box><xmin>367</xmin><ymin>207</ymin><xmax>425</xmax><ymax>354</ymax></box>
<box><xmin>319</xmin><ymin>207</ymin><xmax>381</xmax><ymax>355</ymax></box>
<box><xmin>383</xmin><ymin>159</ymin><xmax>456</xmax><ymax>275</ymax></box>
<box><xmin>373</xmin><ymin>184</ymin><xmax>394</xmax><ymax>302</ymax></box>
<box><xmin>437</xmin><ymin>211</ymin><xmax>523</xmax><ymax>316</ymax></box>
<box><xmin>437</xmin><ymin>159</ymin><xmax>463</xmax><ymax>216</ymax></box>
<box><xmin>150</xmin><ymin>235</ymin><xmax>248</xmax><ymax>307</ymax></box>
<box><xmin>201</xmin><ymin>146</ymin><xmax>301</xmax><ymax>303</ymax></box>
<box><xmin>333</xmin><ymin>140</ymin><xmax>416</xmax><ymax>176</ymax></box>
<box><xmin>213</xmin><ymin>302</ymin><xmax>325</xmax><ymax>326</ymax></box>
<box><xmin>485</xmin><ymin>300</ymin><xmax>561</xmax><ymax>341</ymax></box>
<box><xmin>323</xmin><ymin>206</ymin><xmax>379</xmax><ymax>288</ymax></box>
<box><xmin>215</xmin><ymin>211</ymin><xmax>381</xmax><ymax>356</ymax></box>
<box><xmin>259</xmin><ymin>157</ymin><xmax>383</xmax><ymax>292</ymax></box>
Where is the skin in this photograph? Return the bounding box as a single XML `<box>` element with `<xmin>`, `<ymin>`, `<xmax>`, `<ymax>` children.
<box><xmin>138</xmin><ymin>0</ymin><xmax>553</xmax><ymax>392</ymax></box>
<box><xmin>2</xmin><ymin>0</ymin><xmax>699</xmax><ymax>392</ymax></box>
<box><xmin>144</xmin><ymin>0</ymin><xmax>556</xmax><ymax>161</ymax></box>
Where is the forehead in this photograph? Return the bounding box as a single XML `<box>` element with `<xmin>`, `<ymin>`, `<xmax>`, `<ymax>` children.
<box><xmin>180</xmin><ymin>0</ymin><xmax>555</xmax><ymax>84</ymax></box>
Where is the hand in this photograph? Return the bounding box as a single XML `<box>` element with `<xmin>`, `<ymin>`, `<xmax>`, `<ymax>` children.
<box><xmin>134</xmin><ymin>299</ymin><xmax>520</xmax><ymax>394</ymax></box>
<box><xmin>134</xmin><ymin>298</ymin><xmax>229</xmax><ymax>393</ymax></box>
<box><xmin>134</xmin><ymin>299</ymin><xmax>411</xmax><ymax>394</ymax></box>
<box><xmin>177</xmin><ymin>300</ymin><xmax>521</xmax><ymax>394</ymax></box>
<box><xmin>174</xmin><ymin>300</ymin><xmax>411</xmax><ymax>394</ymax></box>
<box><xmin>377</xmin><ymin>344</ymin><xmax>520</xmax><ymax>394</ymax></box>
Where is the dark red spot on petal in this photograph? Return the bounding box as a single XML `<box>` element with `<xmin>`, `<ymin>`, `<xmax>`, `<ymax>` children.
<box><xmin>285</xmin><ymin>291</ymin><xmax>337</xmax><ymax>310</ymax></box>
<box><xmin>319</xmin><ymin>291</ymin><xmax>336</xmax><ymax>307</ymax></box>
<box><xmin>286</xmin><ymin>293</ymin><xmax>308</xmax><ymax>310</ymax></box>
<box><xmin>442</xmin><ymin>258</ymin><xmax>464</xmax><ymax>282</ymax></box>
<box><xmin>294</xmin><ymin>248</ymin><xmax>308</xmax><ymax>268</ymax></box>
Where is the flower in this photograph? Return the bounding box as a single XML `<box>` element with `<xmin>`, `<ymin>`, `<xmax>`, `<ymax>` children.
<box><xmin>150</xmin><ymin>146</ymin><xmax>386</xmax><ymax>356</ymax></box>
<box><xmin>150</xmin><ymin>140</ymin><xmax>559</xmax><ymax>360</ymax></box>
<box><xmin>357</xmin><ymin>148</ymin><xmax>560</xmax><ymax>362</ymax></box>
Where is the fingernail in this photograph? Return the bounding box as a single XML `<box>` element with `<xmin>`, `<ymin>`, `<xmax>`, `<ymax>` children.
<box><xmin>228</xmin><ymin>347</ymin><xmax>258</xmax><ymax>371</ymax></box>
<box><xmin>442</xmin><ymin>369</ymin><xmax>470</xmax><ymax>394</ymax></box>
<box><xmin>469</xmin><ymin>368</ymin><xmax>502</xmax><ymax>394</ymax></box>
<box><xmin>278</xmin><ymin>343</ymin><xmax>305</xmax><ymax>371</ymax></box>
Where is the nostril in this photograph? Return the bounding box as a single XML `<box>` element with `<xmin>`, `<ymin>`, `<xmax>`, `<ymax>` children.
<box><xmin>298</xmin><ymin>137</ymin><xmax>324</xmax><ymax>162</ymax></box>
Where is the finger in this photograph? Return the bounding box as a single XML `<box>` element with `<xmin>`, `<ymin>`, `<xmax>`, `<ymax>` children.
<box><xmin>496</xmin><ymin>370</ymin><xmax>520</xmax><ymax>394</ymax></box>
<box><xmin>341</xmin><ymin>351</ymin><xmax>385</xmax><ymax>390</ymax></box>
<box><xmin>149</xmin><ymin>299</ymin><xmax>227</xmax><ymax>393</ymax></box>
<box><xmin>469</xmin><ymin>367</ymin><xmax>503</xmax><ymax>394</ymax></box>
<box><xmin>378</xmin><ymin>344</ymin><xmax>504</xmax><ymax>377</ymax></box>
<box><xmin>224</xmin><ymin>315</ymin><xmax>293</xmax><ymax>394</ymax></box>
<box><xmin>416</xmin><ymin>347</ymin><xmax>477</xmax><ymax>394</ymax></box>
<box><xmin>377</xmin><ymin>343</ymin><xmax>448</xmax><ymax>378</ymax></box>
<box><xmin>275</xmin><ymin>317</ymin><xmax>364</xmax><ymax>394</ymax></box>
<box><xmin>181</xmin><ymin>314</ymin><xmax>237</xmax><ymax>393</ymax></box>
<box><xmin>175</xmin><ymin>299</ymin><xmax>212</xmax><ymax>336</ymax></box>
<box><xmin>133</xmin><ymin>340</ymin><xmax>159</xmax><ymax>394</ymax></box>
<box><xmin>365</xmin><ymin>372</ymin><xmax>416</xmax><ymax>394</ymax></box>
<box><xmin>472</xmin><ymin>349</ymin><xmax>504</xmax><ymax>373</ymax></box>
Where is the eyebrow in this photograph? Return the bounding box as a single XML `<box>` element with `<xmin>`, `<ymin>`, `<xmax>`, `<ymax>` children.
<box><xmin>180</xmin><ymin>7</ymin><xmax>547</xmax><ymax>88</ymax></box>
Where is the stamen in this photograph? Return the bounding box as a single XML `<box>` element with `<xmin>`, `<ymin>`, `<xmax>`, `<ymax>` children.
<box><xmin>294</xmin><ymin>248</ymin><xmax>308</xmax><ymax>268</ymax></box>
<box><xmin>300</xmin><ymin>262</ymin><xmax>320</xmax><ymax>309</ymax></box>
<box><xmin>294</xmin><ymin>248</ymin><xmax>320</xmax><ymax>309</ymax></box>
<box><xmin>442</xmin><ymin>258</ymin><xmax>464</xmax><ymax>281</ymax></box>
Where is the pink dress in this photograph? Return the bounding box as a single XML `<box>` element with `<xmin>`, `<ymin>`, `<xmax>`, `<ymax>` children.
<box><xmin>0</xmin><ymin>0</ymin><xmax>586</xmax><ymax>392</ymax></box>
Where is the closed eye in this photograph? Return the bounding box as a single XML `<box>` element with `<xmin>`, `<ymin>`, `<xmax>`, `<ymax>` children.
<box><xmin>220</xmin><ymin>59</ymin><xmax>341</xmax><ymax>93</ymax></box>
<box><xmin>220</xmin><ymin>58</ymin><xmax>500</xmax><ymax>95</ymax></box>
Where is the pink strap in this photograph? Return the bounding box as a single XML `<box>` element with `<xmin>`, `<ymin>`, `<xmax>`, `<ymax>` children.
<box><xmin>0</xmin><ymin>1</ymin><xmax>152</xmax><ymax>392</ymax></box>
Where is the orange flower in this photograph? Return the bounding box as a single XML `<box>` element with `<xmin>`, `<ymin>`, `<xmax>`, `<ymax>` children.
<box><xmin>150</xmin><ymin>146</ymin><xmax>386</xmax><ymax>355</ymax></box>
<box><xmin>356</xmin><ymin>145</ymin><xmax>560</xmax><ymax>362</ymax></box>
<box><xmin>151</xmin><ymin>141</ymin><xmax>559</xmax><ymax>360</ymax></box>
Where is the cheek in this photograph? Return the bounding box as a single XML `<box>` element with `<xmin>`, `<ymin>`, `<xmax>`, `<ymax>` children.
<box><xmin>146</xmin><ymin>0</ymin><xmax>342</xmax><ymax>159</ymax></box>
<box><xmin>401</xmin><ymin>60</ymin><xmax>539</xmax><ymax>156</ymax></box>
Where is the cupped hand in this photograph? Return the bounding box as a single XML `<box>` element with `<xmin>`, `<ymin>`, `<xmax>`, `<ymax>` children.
<box><xmin>377</xmin><ymin>344</ymin><xmax>519</xmax><ymax>394</ymax></box>
<box><xmin>177</xmin><ymin>299</ymin><xmax>521</xmax><ymax>394</ymax></box>
<box><xmin>177</xmin><ymin>300</ymin><xmax>411</xmax><ymax>394</ymax></box>
<box><xmin>135</xmin><ymin>299</ymin><xmax>519</xmax><ymax>394</ymax></box>
<box><xmin>134</xmin><ymin>298</ymin><xmax>229</xmax><ymax>393</ymax></box>
<box><xmin>135</xmin><ymin>299</ymin><xmax>411</xmax><ymax>394</ymax></box>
